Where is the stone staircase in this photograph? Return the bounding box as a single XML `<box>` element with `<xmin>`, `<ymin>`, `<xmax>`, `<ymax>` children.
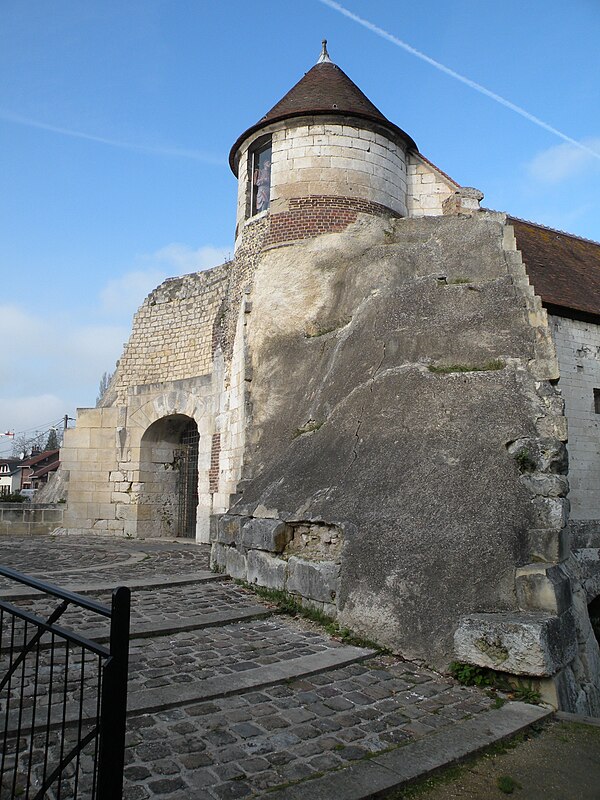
<box><xmin>0</xmin><ymin>535</ymin><xmax>551</xmax><ymax>799</ymax></box>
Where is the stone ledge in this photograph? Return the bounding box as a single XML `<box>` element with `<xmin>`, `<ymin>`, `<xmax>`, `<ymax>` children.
<box><xmin>454</xmin><ymin>611</ymin><xmax>578</xmax><ymax>676</ymax></box>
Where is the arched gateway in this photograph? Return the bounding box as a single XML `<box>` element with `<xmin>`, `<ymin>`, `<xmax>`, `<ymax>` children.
<box><xmin>139</xmin><ymin>415</ymin><xmax>200</xmax><ymax>539</ymax></box>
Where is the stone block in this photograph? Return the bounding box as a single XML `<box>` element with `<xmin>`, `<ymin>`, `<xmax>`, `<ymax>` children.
<box><xmin>210</xmin><ymin>542</ymin><xmax>228</xmax><ymax>571</ymax></box>
<box><xmin>246</xmin><ymin>549</ymin><xmax>287</xmax><ymax>590</ymax></box>
<box><xmin>516</xmin><ymin>563</ymin><xmax>573</xmax><ymax>614</ymax></box>
<box><xmin>519</xmin><ymin>473</ymin><xmax>568</xmax><ymax>497</ymax></box>
<box><xmin>286</xmin><ymin>557</ymin><xmax>340</xmax><ymax>604</ymax></box>
<box><xmin>527</xmin><ymin>528</ymin><xmax>570</xmax><ymax>564</ymax></box>
<box><xmin>213</xmin><ymin>514</ymin><xmax>248</xmax><ymax>546</ymax></box>
<box><xmin>454</xmin><ymin>611</ymin><xmax>577</xmax><ymax>676</ymax></box>
<box><xmin>531</xmin><ymin>497</ymin><xmax>569</xmax><ymax>530</ymax></box>
<box><xmin>241</xmin><ymin>518</ymin><xmax>292</xmax><ymax>553</ymax></box>
<box><xmin>111</xmin><ymin>492</ymin><xmax>131</xmax><ymax>504</ymax></box>
<box><xmin>42</xmin><ymin>509</ymin><xmax>64</xmax><ymax>524</ymax></box>
<box><xmin>225</xmin><ymin>547</ymin><xmax>247</xmax><ymax>580</ymax></box>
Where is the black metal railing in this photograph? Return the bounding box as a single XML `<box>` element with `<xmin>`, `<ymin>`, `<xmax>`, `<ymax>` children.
<box><xmin>0</xmin><ymin>566</ymin><xmax>130</xmax><ymax>799</ymax></box>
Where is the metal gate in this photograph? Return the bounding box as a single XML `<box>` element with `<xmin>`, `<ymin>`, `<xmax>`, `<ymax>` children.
<box><xmin>0</xmin><ymin>567</ymin><xmax>130</xmax><ymax>799</ymax></box>
<box><xmin>176</xmin><ymin>420</ymin><xmax>199</xmax><ymax>538</ymax></box>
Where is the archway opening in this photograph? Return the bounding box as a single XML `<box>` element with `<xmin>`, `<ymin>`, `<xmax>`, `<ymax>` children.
<box><xmin>175</xmin><ymin>419</ymin><xmax>200</xmax><ymax>539</ymax></box>
<box><xmin>589</xmin><ymin>595</ymin><xmax>600</xmax><ymax>647</ymax></box>
<box><xmin>139</xmin><ymin>414</ymin><xmax>199</xmax><ymax>539</ymax></box>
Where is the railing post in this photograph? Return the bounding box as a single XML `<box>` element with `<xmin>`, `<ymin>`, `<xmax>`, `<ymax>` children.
<box><xmin>97</xmin><ymin>586</ymin><xmax>131</xmax><ymax>800</ymax></box>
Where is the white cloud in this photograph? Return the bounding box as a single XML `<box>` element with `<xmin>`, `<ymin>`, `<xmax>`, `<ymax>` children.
<box><xmin>0</xmin><ymin>108</ymin><xmax>225</xmax><ymax>164</ymax></box>
<box><xmin>100</xmin><ymin>269</ymin><xmax>168</xmax><ymax>315</ymax></box>
<box><xmin>0</xmin><ymin>241</ymin><xmax>232</xmax><ymax>435</ymax></box>
<box><xmin>100</xmin><ymin>244</ymin><xmax>231</xmax><ymax>316</ymax></box>
<box><xmin>142</xmin><ymin>243</ymin><xmax>231</xmax><ymax>273</ymax></box>
<box><xmin>527</xmin><ymin>137</ymin><xmax>600</xmax><ymax>184</ymax></box>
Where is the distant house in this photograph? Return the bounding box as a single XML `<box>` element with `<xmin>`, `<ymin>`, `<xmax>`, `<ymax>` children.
<box><xmin>0</xmin><ymin>458</ymin><xmax>24</xmax><ymax>496</ymax></box>
<box><xmin>19</xmin><ymin>450</ymin><xmax>60</xmax><ymax>491</ymax></box>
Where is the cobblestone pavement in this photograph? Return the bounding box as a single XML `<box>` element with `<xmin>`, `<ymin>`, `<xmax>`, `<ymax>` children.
<box><xmin>0</xmin><ymin>535</ymin><xmax>526</xmax><ymax>799</ymax></box>
<box><xmin>0</xmin><ymin>533</ymin><xmax>210</xmax><ymax>589</ymax></box>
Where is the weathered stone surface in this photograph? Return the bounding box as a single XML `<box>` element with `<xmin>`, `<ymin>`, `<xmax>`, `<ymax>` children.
<box><xmin>225</xmin><ymin>547</ymin><xmax>248</xmax><ymax>581</ymax></box>
<box><xmin>287</xmin><ymin>557</ymin><xmax>340</xmax><ymax>604</ymax></box>
<box><xmin>519</xmin><ymin>473</ymin><xmax>569</xmax><ymax>497</ymax></box>
<box><xmin>515</xmin><ymin>563</ymin><xmax>572</xmax><ymax>614</ymax></box>
<box><xmin>213</xmin><ymin>514</ymin><xmax>248</xmax><ymax>546</ymax></box>
<box><xmin>241</xmin><ymin>518</ymin><xmax>293</xmax><ymax>553</ymax></box>
<box><xmin>210</xmin><ymin>542</ymin><xmax>228</xmax><ymax>572</ymax></box>
<box><xmin>454</xmin><ymin>611</ymin><xmax>578</xmax><ymax>676</ymax></box>
<box><xmin>527</xmin><ymin>528</ymin><xmax>570</xmax><ymax>564</ymax></box>
<box><xmin>226</xmin><ymin>214</ymin><xmax>567</xmax><ymax>668</ymax></box>
<box><xmin>531</xmin><ymin>497</ymin><xmax>569</xmax><ymax>530</ymax></box>
<box><xmin>246</xmin><ymin>549</ymin><xmax>287</xmax><ymax>590</ymax></box>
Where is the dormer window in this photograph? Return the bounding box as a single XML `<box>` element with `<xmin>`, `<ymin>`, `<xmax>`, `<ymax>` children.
<box><xmin>249</xmin><ymin>138</ymin><xmax>272</xmax><ymax>216</ymax></box>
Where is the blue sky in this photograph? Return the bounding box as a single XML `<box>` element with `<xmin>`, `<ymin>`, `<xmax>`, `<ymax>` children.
<box><xmin>1</xmin><ymin>0</ymin><xmax>599</xmax><ymax>451</ymax></box>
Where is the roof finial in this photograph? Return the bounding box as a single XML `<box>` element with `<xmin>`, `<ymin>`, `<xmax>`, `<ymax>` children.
<box><xmin>318</xmin><ymin>39</ymin><xmax>332</xmax><ymax>64</ymax></box>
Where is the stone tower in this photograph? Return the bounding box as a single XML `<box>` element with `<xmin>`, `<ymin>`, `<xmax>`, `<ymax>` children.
<box><xmin>57</xmin><ymin>45</ymin><xmax>600</xmax><ymax>713</ymax></box>
<box><xmin>230</xmin><ymin>40</ymin><xmax>417</xmax><ymax>249</ymax></box>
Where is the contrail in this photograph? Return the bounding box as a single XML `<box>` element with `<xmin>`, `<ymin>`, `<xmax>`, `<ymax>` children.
<box><xmin>318</xmin><ymin>0</ymin><xmax>600</xmax><ymax>161</ymax></box>
<box><xmin>0</xmin><ymin>109</ymin><xmax>224</xmax><ymax>164</ymax></box>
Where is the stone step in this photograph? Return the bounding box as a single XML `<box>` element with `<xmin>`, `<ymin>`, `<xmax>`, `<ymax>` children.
<box><xmin>0</xmin><ymin>570</ymin><xmax>221</xmax><ymax>601</ymax></box>
<box><xmin>125</xmin><ymin>644</ymin><xmax>375</xmax><ymax>715</ymax></box>
<box><xmin>4</xmin><ymin>644</ymin><xmax>374</xmax><ymax>736</ymax></box>
<box><xmin>264</xmin><ymin>702</ymin><xmax>553</xmax><ymax>800</ymax></box>
<box><xmin>86</xmin><ymin>604</ymin><xmax>273</xmax><ymax>643</ymax></box>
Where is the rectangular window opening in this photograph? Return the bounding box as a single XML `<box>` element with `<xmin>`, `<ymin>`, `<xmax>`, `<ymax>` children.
<box><xmin>250</xmin><ymin>139</ymin><xmax>272</xmax><ymax>216</ymax></box>
<box><xmin>594</xmin><ymin>388</ymin><xmax>600</xmax><ymax>414</ymax></box>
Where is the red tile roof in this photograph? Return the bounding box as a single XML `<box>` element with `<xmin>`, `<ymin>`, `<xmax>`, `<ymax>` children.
<box><xmin>510</xmin><ymin>217</ymin><xmax>600</xmax><ymax>318</ymax></box>
<box><xmin>31</xmin><ymin>460</ymin><xmax>60</xmax><ymax>479</ymax></box>
<box><xmin>20</xmin><ymin>449</ymin><xmax>60</xmax><ymax>467</ymax></box>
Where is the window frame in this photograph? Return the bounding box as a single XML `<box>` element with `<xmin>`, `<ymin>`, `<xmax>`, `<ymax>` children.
<box><xmin>248</xmin><ymin>136</ymin><xmax>272</xmax><ymax>218</ymax></box>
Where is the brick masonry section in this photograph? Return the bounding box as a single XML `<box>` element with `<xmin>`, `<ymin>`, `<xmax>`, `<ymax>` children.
<box><xmin>209</xmin><ymin>432</ymin><xmax>221</xmax><ymax>493</ymax></box>
<box><xmin>265</xmin><ymin>195</ymin><xmax>400</xmax><ymax>246</ymax></box>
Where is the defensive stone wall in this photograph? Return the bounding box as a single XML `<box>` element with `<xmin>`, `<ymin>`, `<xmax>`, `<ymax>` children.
<box><xmin>0</xmin><ymin>503</ymin><xmax>64</xmax><ymax>535</ymax></box>
<box><xmin>549</xmin><ymin>314</ymin><xmax>600</xmax><ymax>522</ymax></box>
<box><xmin>113</xmin><ymin>263</ymin><xmax>230</xmax><ymax>403</ymax></box>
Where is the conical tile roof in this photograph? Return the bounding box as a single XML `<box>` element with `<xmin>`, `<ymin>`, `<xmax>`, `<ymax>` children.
<box><xmin>229</xmin><ymin>43</ymin><xmax>417</xmax><ymax>174</ymax></box>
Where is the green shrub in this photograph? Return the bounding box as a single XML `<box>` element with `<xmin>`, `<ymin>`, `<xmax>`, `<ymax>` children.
<box><xmin>0</xmin><ymin>492</ymin><xmax>27</xmax><ymax>503</ymax></box>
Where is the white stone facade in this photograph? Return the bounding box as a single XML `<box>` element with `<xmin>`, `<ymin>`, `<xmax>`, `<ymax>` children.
<box><xmin>406</xmin><ymin>154</ymin><xmax>459</xmax><ymax>217</ymax></box>
<box><xmin>234</xmin><ymin>116</ymin><xmax>410</xmax><ymax>245</ymax></box>
<box><xmin>549</xmin><ymin>314</ymin><xmax>600</xmax><ymax>520</ymax></box>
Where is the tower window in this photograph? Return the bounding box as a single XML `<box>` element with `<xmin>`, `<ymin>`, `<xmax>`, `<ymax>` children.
<box><xmin>249</xmin><ymin>138</ymin><xmax>272</xmax><ymax>216</ymax></box>
<box><xmin>594</xmin><ymin>388</ymin><xmax>600</xmax><ymax>414</ymax></box>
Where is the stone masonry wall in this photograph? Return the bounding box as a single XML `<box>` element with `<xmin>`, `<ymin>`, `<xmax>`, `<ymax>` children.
<box><xmin>407</xmin><ymin>153</ymin><xmax>459</xmax><ymax>217</ymax></box>
<box><xmin>234</xmin><ymin>115</ymin><xmax>409</xmax><ymax>244</ymax></box>
<box><xmin>0</xmin><ymin>504</ymin><xmax>64</xmax><ymax>535</ymax></box>
<box><xmin>549</xmin><ymin>314</ymin><xmax>600</xmax><ymax>521</ymax></box>
<box><xmin>270</xmin><ymin>118</ymin><xmax>408</xmax><ymax>217</ymax></box>
<box><xmin>113</xmin><ymin>263</ymin><xmax>230</xmax><ymax>402</ymax></box>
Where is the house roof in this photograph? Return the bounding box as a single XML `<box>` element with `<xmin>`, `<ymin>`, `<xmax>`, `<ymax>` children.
<box><xmin>0</xmin><ymin>458</ymin><xmax>23</xmax><ymax>476</ymax></box>
<box><xmin>20</xmin><ymin>449</ymin><xmax>60</xmax><ymax>468</ymax></box>
<box><xmin>230</xmin><ymin>42</ymin><xmax>417</xmax><ymax>174</ymax></box>
<box><xmin>31</xmin><ymin>460</ymin><xmax>60</xmax><ymax>479</ymax></box>
<box><xmin>510</xmin><ymin>217</ymin><xmax>600</xmax><ymax>319</ymax></box>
